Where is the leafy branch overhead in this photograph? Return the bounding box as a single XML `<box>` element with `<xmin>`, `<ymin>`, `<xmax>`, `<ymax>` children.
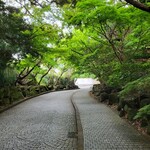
<box><xmin>1</xmin><ymin>0</ymin><xmax>150</xmax><ymax>91</ymax></box>
<box><xmin>124</xmin><ymin>0</ymin><xmax>150</xmax><ymax>12</ymax></box>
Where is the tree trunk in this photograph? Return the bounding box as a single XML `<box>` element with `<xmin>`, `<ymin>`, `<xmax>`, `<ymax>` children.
<box><xmin>55</xmin><ymin>70</ymin><xmax>66</xmax><ymax>86</ymax></box>
<box><xmin>16</xmin><ymin>60</ymin><xmax>41</xmax><ymax>85</ymax></box>
<box><xmin>38</xmin><ymin>66</ymin><xmax>52</xmax><ymax>85</ymax></box>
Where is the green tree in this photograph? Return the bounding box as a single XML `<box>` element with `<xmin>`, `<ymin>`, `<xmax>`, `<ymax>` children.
<box><xmin>62</xmin><ymin>0</ymin><xmax>150</xmax><ymax>87</ymax></box>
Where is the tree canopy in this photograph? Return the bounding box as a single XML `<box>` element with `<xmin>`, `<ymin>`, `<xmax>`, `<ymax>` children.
<box><xmin>1</xmin><ymin>0</ymin><xmax>150</xmax><ymax>89</ymax></box>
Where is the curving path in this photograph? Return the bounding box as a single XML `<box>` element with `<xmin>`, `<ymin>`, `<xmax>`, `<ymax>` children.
<box><xmin>1</xmin><ymin>88</ymin><xmax>150</xmax><ymax>150</ymax></box>
<box><xmin>0</xmin><ymin>90</ymin><xmax>77</xmax><ymax>150</ymax></box>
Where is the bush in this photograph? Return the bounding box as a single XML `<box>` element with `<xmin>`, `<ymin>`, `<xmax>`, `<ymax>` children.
<box><xmin>134</xmin><ymin>104</ymin><xmax>150</xmax><ymax>125</ymax></box>
<box><xmin>119</xmin><ymin>76</ymin><xmax>150</xmax><ymax>99</ymax></box>
<box><xmin>0</xmin><ymin>68</ymin><xmax>16</xmax><ymax>87</ymax></box>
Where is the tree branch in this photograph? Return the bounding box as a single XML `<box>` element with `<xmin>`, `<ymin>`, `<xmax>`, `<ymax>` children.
<box><xmin>125</xmin><ymin>0</ymin><xmax>150</xmax><ymax>12</ymax></box>
<box><xmin>16</xmin><ymin>59</ymin><xmax>41</xmax><ymax>85</ymax></box>
<box><xmin>38</xmin><ymin>66</ymin><xmax>52</xmax><ymax>85</ymax></box>
<box><xmin>71</xmin><ymin>49</ymin><xmax>83</xmax><ymax>56</ymax></box>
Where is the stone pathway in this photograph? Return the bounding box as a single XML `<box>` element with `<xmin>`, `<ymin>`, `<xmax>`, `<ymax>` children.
<box><xmin>73</xmin><ymin>89</ymin><xmax>150</xmax><ymax>150</ymax></box>
<box><xmin>0</xmin><ymin>90</ymin><xmax>77</xmax><ymax>150</ymax></box>
<box><xmin>1</xmin><ymin>88</ymin><xmax>150</xmax><ymax>150</ymax></box>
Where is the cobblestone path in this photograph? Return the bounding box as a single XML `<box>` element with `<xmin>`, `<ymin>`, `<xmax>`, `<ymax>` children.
<box><xmin>73</xmin><ymin>89</ymin><xmax>150</xmax><ymax>150</ymax></box>
<box><xmin>0</xmin><ymin>90</ymin><xmax>77</xmax><ymax>150</ymax></box>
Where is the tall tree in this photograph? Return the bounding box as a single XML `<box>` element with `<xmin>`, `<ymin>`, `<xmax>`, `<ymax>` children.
<box><xmin>0</xmin><ymin>0</ymin><xmax>34</xmax><ymax>69</ymax></box>
<box><xmin>62</xmin><ymin>0</ymin><xmax>150</xmax><ymax>86</ymax></box>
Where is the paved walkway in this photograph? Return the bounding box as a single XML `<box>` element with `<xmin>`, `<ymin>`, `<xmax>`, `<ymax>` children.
<box><xmin>73</xmin><ymin>89</ymin><xmax>150</xmax><ymax>150</ymax></box>
<box><xmin>0</xmin><ymin>90</ymin><xmax>77</xmax><ymax>150</ymax></box>
<box><xmin>1</xmin><ymin>88</ymin><xmax>150</xmax><ymax>150</ymax></box>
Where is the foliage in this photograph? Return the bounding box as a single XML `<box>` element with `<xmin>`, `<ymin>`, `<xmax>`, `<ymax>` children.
<box><xmin>0</xmin><ymin>1</ymin><xmax>35</xmax><ymax>68</ymax></box>
<box><xmin>1</xmin><ymin>0</ymin><xmax>150</xmax><ymax>97</ymax></box>
<box><xmin>108</xmin><ymin>62</ymin><xmax>150</xmax><ymax>87</ymax></box>
<box><xmin>62</xmin><ymin>0</ymin><xmax>150</xmax><ymax>86</ymax></box>
<box><xmin>134</xmin><ymin>104</ymin><xmax>150</xmax><ymax>124</ymax></box>
<box><xmin>119</xmin><ymin>76</ymin><xmax>150</xmax><ymax>98</ymax></box>
<box><xmin>0</xmin><ymin>68</ymin><xmax>16</xmax><ymax>87</ymax></box>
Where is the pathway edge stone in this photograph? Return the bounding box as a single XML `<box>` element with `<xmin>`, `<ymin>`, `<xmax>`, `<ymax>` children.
<box><xmin>0</xmin><ymin>88</ymin><xmax>78</xmax><ymax>114</ymax></box>
<box><xmin>71</xmin><ymin>91</ymin><xmax>84</xmax><ymax>150</ymax></box>
<box><xmin>0</xmin><ymin>91</ymin><xmax>51</xmax><ymax>114</ymax></box>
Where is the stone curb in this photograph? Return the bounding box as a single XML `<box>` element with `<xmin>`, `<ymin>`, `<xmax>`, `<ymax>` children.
<box><xmin>0</xmin><ymin>88</ymin><xmax>79</xmax><ymax>114</ymax></box>
<box><xmin>71</xmin><ymin>91</ymin><xmax>84</xmax><ymax>150</ymax></box>
<box><xmin>0</xmin><ymin>90</ymin><xmax>51</xmax><ymax>114</ymax></box>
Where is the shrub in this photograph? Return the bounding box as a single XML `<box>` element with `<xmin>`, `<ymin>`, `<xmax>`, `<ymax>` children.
<box><xmin>119</xmin><ymin>76</ymin><xmax>150</xmax><ymax>99</ymax></box>
<box><xmin>134</xmin><ymin>104</ymin><xmax>150</xmax><ymax>125</ymax></box>
<box><xmin>0</xmin><ymin>68</ymin><xmax>16</xmax><ymax>87</ymax></box>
